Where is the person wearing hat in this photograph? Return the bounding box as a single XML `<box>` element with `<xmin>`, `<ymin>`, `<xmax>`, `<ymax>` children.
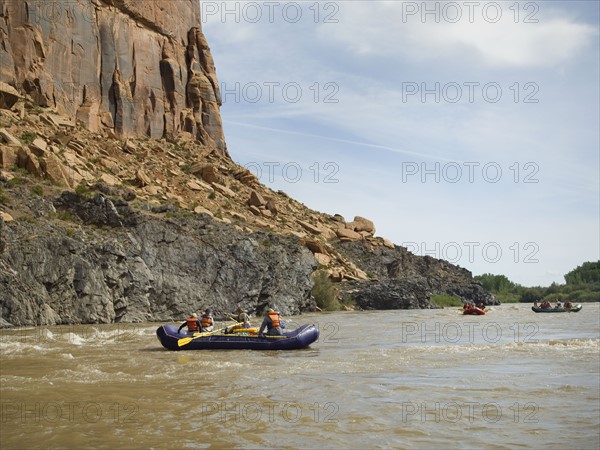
<box><xmin>177</xmin><ymin>313</ymin><xmax>201</xmax><ymax>334</ymax></box>
<box><xmin>232</xmin><ymin>306</ymin><xmax>251</xmax><ymax>328</ymax></box>
<box><xmin>258</xmin><ymin>308</ymin><xmax>286</xmax><ymax>337</ymax></box>
<box><xmin>200</xmin><ymin>309</ymin><xmax>214</xmax><ymax>332</ymax></box>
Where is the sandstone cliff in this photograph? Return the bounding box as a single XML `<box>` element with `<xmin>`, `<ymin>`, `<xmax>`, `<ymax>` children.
<box><xmin>0</xmin><ymin>0</ymin><xmax>227</xmax><ymax>154</ymax></box>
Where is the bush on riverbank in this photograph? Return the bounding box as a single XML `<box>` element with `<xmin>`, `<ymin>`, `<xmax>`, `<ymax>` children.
<box><xmin>431</xmin><ymin>294</ymin><xmax>463</xmax><ymax>307</ymax></box>
<box><xmin>312</xmin><ymin>270</ymin><xmax>340</xmax><ymax>311</ymax></box>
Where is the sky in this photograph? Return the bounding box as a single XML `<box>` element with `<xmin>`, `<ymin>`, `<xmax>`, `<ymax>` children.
<box><xmin>200</xmin><ymin>0</ymin><xmax>600</xmax><ymax>287</ymax></box>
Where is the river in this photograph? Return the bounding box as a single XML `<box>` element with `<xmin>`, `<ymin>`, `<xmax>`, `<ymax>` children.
<box><xmin>1</xmin><ymin>303</ymin><xmax>599</xmax><ymax>449</ymax></box>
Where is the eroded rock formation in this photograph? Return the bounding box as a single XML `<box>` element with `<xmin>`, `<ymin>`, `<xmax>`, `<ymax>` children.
<box><xmin>0</xmin><ymin>0</ymin><xmax>227</xmax><ymax>155</ymax></box>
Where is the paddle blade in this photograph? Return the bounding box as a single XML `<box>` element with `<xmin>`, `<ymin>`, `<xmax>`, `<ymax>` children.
<box><xmin>177</xmin><ymin>337</ymin><xmax>193</xmax><ymax>347</ymax></box>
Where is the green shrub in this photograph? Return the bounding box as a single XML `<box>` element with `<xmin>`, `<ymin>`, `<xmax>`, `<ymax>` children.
<box><xmin>7</xmin><ymin>177</ymin><xmax>26</xmax><ymax>188</ymax></box>
<box><xmin>30</xmin><ymin>185</ymin><xmax>43</xmax><ymax>196</ymax></box>
<box><xmin>20</xmin><ymin>132</ymin><xmax>37</xmax><ymax>144</ymax></box>
<box><xmin>54</xmin><ymin>210</ymin><xmax>75</xmax><ymax>222</ymax></box>
<box><xmin>0</xmin><ymin>187</ymin><xmax>9</xmax><ymax>205</ymax></box>
<box><xmin>431</xmin><ymin>294</ymin><xmax>463</xmax><ymax>307</ymax></box>
<box><xmin>17</xmin><ymin>215</ymin><xmax>36</xmax><ymax>224</ymax></box>
<box><xmin>311</xmin><ymin>269</ymin><xmax>339</xmax><ymax>311</ymax></box>
<box><xmin>493</xmin><ymin>292</ymin><xmax>520</xmax><ymax>303</ymax></box>
<box><xmin>340</xmin><ymin>294</ymin><xmax>355</xmax><ymax>308</ymax></box>
<box><xmin>74</xmin><ymin>183</ymin><xmax>92</xmax><ymax>198</ymax></box>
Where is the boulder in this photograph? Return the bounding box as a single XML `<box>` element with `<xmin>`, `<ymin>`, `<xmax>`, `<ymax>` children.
<box><xmin>234</xmin><ymin>168</ymin><xmax>258</xmax><ymax>186</ymax></box>
<box><xmin>186</xmin><ymin>180</ymin><xmax>204</xmax><ymax>191</ymax></box>
<box><xmin>29</xmin><ymin>138</ymin><xmax>48</xmax><ymax>157</ymax></box>
<box><xmin>17</xmin><ymin>147</ymin><xmax>43</xmax><ymax>177</ymax></box>
<box><xmin>347</xmin><ymin>216</ymin><xmax>376</xmax><ymax>234</ymax></box>
<box><xmin>303</xmin><ymin>239</ymin><xmax>327</xmax><ymax>254</ymax></box>
<box><xmin>0</xmin><ymin>82</ymin><xmax>24</xmax><ymax>109</ymax></box>
<box><xmin>194</xmin><ymin>206</ymin><xmax>214</xmax><ymax>217</ymax></box>
<box><xmin>0</xmin><ymin>146</ymin><xmax>17</xmax><ymax>168</ymax></box>
<box><xmin>212</xmin><ymin>183</ymin><xmax>236</xmax><ymax>198</ymax></box>
<box><xmin>336</xmin><ymin>228</ymin><xmax>362</xmax><ymax>241</ymax></box>
<box><xmin>0</xmin><ymin>128</ymin><xmax>21</xmax><ymax>146</ymax></box>
<box><xmin>298</xmin><ymin>220</ymin><xmax>323</xmax><ymax>235</ymax></box>
<box><xmin>248</xmin><ymin>205</ymin><xmax>262</xmax><ymax>216</ymax></box>
<box><xmin>314</xmin><ymin>253</ymin><xmax>331</xmax><ymax>266</ymax></box>
<box><xmin>196</xmin><ymin>165</ymin><xmax>222</xmax><ymax>185</ymax></box>
<box><xmin>40</xmin><ymin>154</ymin><xmax>72</xmax><ymax>187</ymax></box>
<box><xmin>382</xmin><ymin>239</ymin><xmax>395</xmax><ymax>249</ymax></box>
<box><xmin>136</xmin><ymin>169</ymin><xmax>152</xmax><ymax>187</ymax></box>
<box><xmin>247</xmin><ymin>190</ymin><xmax>267</xmax><ymax>207</ymax></box>
<box><xmin>265</xmin><ymin>198</ymin><xmax>278</xmax><ymax>216</ymax></box>
<box><xmin>100</xmin><ymin>173</ymin><xmax>120</xmax><ymax>187</ymax></box>
<box><xmin>0</xmin><ymin>211</ymin><xmax>14</xmax><ymax>222</ymax></box>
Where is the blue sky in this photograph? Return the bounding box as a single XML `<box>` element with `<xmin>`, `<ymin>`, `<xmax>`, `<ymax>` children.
<box><xmin>201</xmin><ymin>1</ymin><xmax>599</xmax><ymax>287</ymax></box>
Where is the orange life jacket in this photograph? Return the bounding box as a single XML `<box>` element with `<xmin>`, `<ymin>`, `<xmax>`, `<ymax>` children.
<box><xmin>186</xmin><ymin>317</ymin><xmax>199</xmax><ymax>332</ymax></box>
<box><xmin>201</xmin><ymin>314</ymin><xmax>213</xmax><ymax>328</ymax></box>
<box><xmin>268</xmin><ymin>311</ymin><xmax>281</xmax><ymax>328</ymax></box>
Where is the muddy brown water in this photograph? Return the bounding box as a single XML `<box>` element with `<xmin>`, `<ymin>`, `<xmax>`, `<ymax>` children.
<box><xmin>1</xmin><ymin>304</ymin><xmax>598</xmax><ymax>449</ymax></box>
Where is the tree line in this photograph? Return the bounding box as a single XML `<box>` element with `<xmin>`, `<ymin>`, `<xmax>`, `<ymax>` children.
<box><xmin>474</xmin><ymin>261</ymin><xmax>600</xmax><ymax>303</ymax></box>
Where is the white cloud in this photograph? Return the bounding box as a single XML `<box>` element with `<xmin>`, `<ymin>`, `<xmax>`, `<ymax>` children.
<box><xmin>321</xmin><ymin>1</ymin><xmax>598</xmax><ymax>68</ymax></box>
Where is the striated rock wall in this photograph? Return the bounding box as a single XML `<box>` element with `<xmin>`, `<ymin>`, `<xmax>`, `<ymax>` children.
<box><xmin>0</xmin><ymin>192</ymin><xmax>316</xmax><ymax>326</ymax></box>
<box><xmin>0</xmin><ymin>0</ymin><xmax>227</xmax><ymax>155</ymax></box>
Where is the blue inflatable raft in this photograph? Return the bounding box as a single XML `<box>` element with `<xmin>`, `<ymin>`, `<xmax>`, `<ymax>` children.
<box><xmin>156</xmin><ymin>323</ymin><xmax>320</xmax><ymax>351</ymax></box>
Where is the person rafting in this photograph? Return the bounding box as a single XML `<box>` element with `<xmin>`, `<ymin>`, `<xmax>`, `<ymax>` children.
<box><xmin>232</xmin><ymin>306</ymin><xmax>251</xmax><ymax>328</ymax></box>
<box><xmin>200</xmin><ymin>309</ymin><xmax>215</xmax><ymax>332</ymax></box>
<box><xmin>177</xmin><ymin>313</ymin><xmax>201</xmax><ymax>334</ymax></box>
<box><xmin>565</xmin><ymin>301</ymin><xmax>573</xmax><ymax>309</ymax></box>
<box><xmin>258</xmin><ymin>308</ymin><xmax>286</xmax><ymax>337</ymax></box>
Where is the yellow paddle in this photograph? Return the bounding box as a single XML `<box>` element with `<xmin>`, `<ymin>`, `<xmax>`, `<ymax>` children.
<box><xmin>177</xmin><ymin>331</ymin><xmax>214</xmax><ymax>347</ymax></box>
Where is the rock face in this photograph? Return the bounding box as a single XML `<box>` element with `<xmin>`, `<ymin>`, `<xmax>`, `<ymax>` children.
<box><xmin>346</xmin><ymin>279</ymin><xmax>434</xmax><ymax>310</ymax></box>
<box><xmin>336</xmin><ymin>241</ymin><xmax>496</xmax><ymax>309</ymax></box>
<box><xmin>0</xmin><ymin>193</ymin><xmax>316</xmax><ymax>326</ymax></box>
<box><xmin>0</xmin><ymin>0</ymin><xmax>227</xmax><ymax>155</ymax></box>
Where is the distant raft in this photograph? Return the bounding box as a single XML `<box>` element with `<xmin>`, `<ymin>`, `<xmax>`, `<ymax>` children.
<box><xmin>156</xmin><ymin>324</ymin><xmax>319</xmax><ymax>351</ymax></box>
<box><xmin>463</xmin><ymin>306</ymin><xmax>486</xmax><ymax>315</ymax></box>
<box><xmin>531</xmin><ymin>304</ymin><xmax>582</xmax><ymax>313</ymax></box>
